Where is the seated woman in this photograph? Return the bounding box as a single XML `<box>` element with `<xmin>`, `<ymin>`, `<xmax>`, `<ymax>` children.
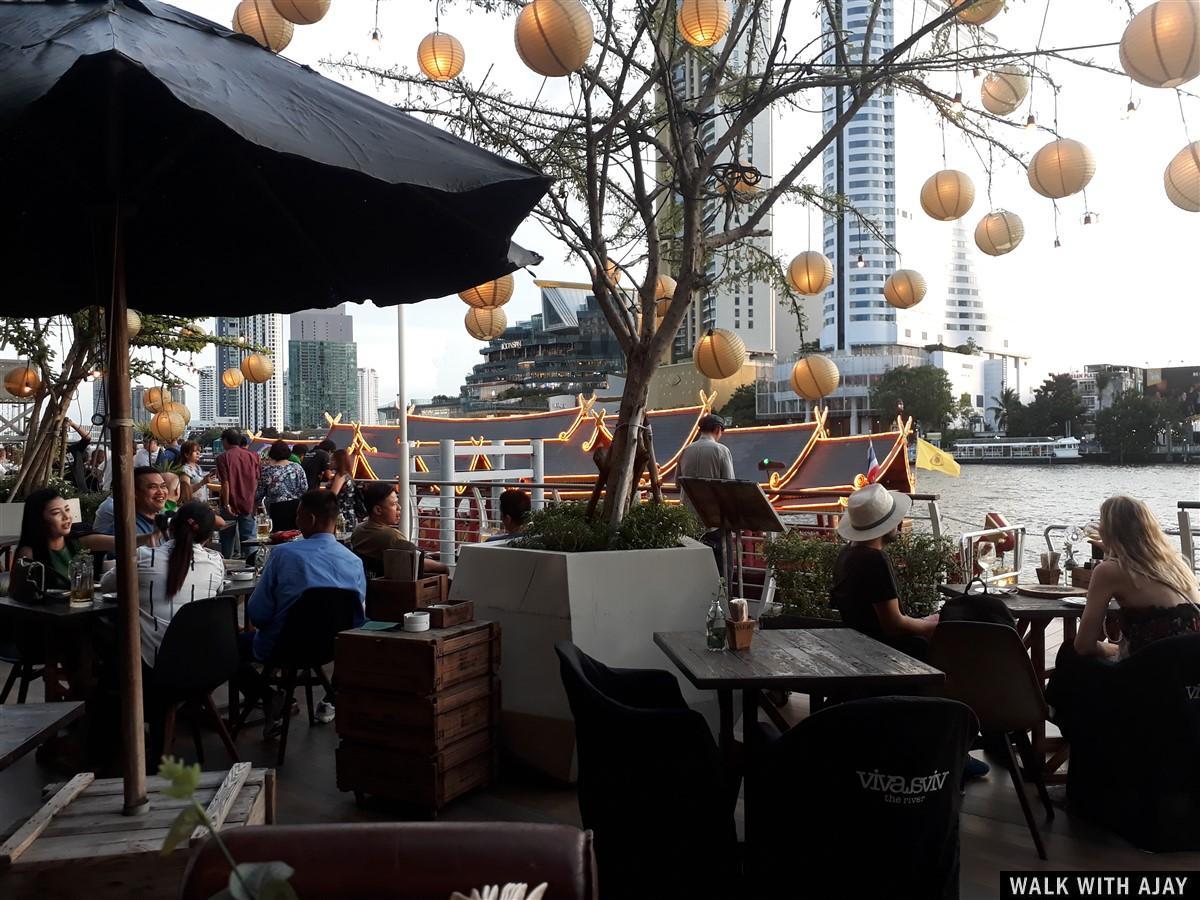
<box><xmin>1073</xmin><ymin>495</ymin><xmax>1200</xmax><ymax>660</ymax></box>
<box><xmin>100</xmin><ymin>501</ymin><xmax>225</xmax><ymax>667</ymax></box>
<box><xmin>11</xmin><ymin>487</ymin><xmax>159</xmax><ymax>596</ymax></box>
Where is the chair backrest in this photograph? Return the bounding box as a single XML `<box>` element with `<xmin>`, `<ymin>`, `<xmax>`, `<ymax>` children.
<box><xmin>150</xmin><ymin>595</ymin><xmax>239</xmax><ymax>699</ymax></box>
<box><xmin>269</xmin><ymin>498</ymin><xmax>300</xmax><ymax>532</ymax></box>
<box><xmin>181</xmin><ymin>823</ymin><xmax>598</xmax><ymax>900</ymax></box>
<box><xmin>753</xmin><ymin>696</ymin><xmax>976</xmax><ymax>900</ymax></box>
<box><xmin>929</xmin><ymin>620</ymin><xmax>1046</xmax><ymax>733</ymax></box>
<box><xmin>1114</xmin><ymin>632</ymin><xmax>1200</xmax><ymax>735</ymax></box>
<box><xmin>269</xmin><ymin>587</ymin><xmax>361</xmax><ymax>668</ymax></box>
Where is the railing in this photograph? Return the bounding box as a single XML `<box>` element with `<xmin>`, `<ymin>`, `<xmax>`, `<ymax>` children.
<box><xmin>1180</xmin><ymin>501</ymin><xmax>1199</xmax><ymax>574</ymax></box>
<box><xmin>957</xmin><ymin>525</ymin><xmax>1026</xmax><ymax>586</ymax></box>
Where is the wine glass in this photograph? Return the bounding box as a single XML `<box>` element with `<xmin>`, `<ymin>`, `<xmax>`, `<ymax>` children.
<box><xmin>975</xmin><ymin>540</ymin><xmax>997</xmax><ymax>579</ymax></box>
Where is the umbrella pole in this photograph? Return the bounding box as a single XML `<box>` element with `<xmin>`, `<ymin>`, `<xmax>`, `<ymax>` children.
<box><xmin>396</xmin><ymin>306</ymin><xmax>410</xmax><ymax>538</ymax></box>
<box><xmin>107</xmin><ymin>216</ymin><xmax>148</xmax><ymax>815</ymax></box>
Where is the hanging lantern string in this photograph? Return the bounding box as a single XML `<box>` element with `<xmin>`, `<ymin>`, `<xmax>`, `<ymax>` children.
<box><xmin>1179</xmin><ymin>90</ymin><xmax>1194</xmax><ymax>143</ymax></box>
<box><xmin>1027</xmin><ymin>0</ymin><xmax>1053</xmax><ymax>120</ymax></box>
<box><xmin>939</xmin><ymin>114</ymin><xmax>947</xmax><ymax>167</ymax></box>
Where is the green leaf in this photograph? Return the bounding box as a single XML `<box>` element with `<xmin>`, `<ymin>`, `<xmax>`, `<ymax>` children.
<box><xmin>158</xmin><ymin>756</ymin><xmax>202</xmax><ymax>800</ymax></box>
<box><xmin>228</xmin><ymin>862</ymin><xmax>296</xmax><ymax>900</ymax></box>
<box><xmin>160</xmin><ymin>805</ymin><xmax>202</xmax><ymax>856</ymax></box>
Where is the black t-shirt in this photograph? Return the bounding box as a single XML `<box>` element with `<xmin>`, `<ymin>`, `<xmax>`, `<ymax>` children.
<box><xmin>829</xmin><ymin>543</ymin><xmax>901</xmax><ymax>639</ymax></box>
<box><xmin>301</xmin><ymin>448</ymin><xmax>330</xmax><ymax>491</ymax></box>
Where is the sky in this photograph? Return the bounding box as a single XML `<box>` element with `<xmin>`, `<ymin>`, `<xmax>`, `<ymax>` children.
<box><xmin>49</xmin><ymin>0</ymin><xmax>1200</xmax><ymax>420</ymax></box>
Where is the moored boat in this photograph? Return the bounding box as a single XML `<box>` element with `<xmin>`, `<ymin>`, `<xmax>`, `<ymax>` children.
<box><xmin>951</xmin><ymin>435</ymin><xmax>1083</xmax><ymax>464</ymax></box>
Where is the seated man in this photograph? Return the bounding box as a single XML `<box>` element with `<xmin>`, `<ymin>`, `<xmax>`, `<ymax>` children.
<box><xmin>93</xmin><ymin>466</ymin><xmax>168</xmax><ymax>536</ymax></box>
<box><xmin>351</xmin><ymin>482</ymin><xmax>449</xmax><ymax>578</ymax></box>
<box><xmin>245</xmin><ymin>490</ymin><xmax>367</xmax><ymax>728</ymax></box>
<box><xmin>487</xmin><ymin>489</ymin><xmax>531</xmax><ymax>542</ymax></box>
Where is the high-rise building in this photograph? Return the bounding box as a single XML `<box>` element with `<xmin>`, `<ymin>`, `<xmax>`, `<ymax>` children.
<box><xmin>198</xmin><ymin>366</ymin><xmax>216</xmax><ymax>424</ymax></box>
<box><xmin>129</xmin><ymin>385</ymin><xmax>153</xmax><ymax>424</ymax></box>
<box><xmin>357</xmin><ymin>367</ymin><xmax>380</xmax><ymax>425</ymax></box>
<box><xmin>942</xmin><ymin>221</ymin><xmax>991</xmax><ymax>343</ymax></box>
<box><xmin>240</xmin><ymin>314</ymin><xmax>286</xmax><ymax>432</ymax></box>
<box><xmin>214</xmin><ymin>317</ymin><xmax>242</xmax><ymax>419</ymax></box>
<box><xmin>287</xmin><ymin>306</ymin><xmax>358</xmax><ymax>429</ymax></box>
<box><xmin>657</xmin><ymin>4</ymin><xmax>800</xmax><ymax>364</ymax></box>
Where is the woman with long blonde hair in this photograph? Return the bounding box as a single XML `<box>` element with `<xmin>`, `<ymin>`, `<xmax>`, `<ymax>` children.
<box><xmin>1074</xmin><ymin>495</ymin><xmax>1200</xmax><ymax>659</ymax></box>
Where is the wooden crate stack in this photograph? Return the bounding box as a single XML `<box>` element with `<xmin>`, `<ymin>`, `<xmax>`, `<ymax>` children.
<box><xmin>334</xmin><ymin>619</ymin><xmax>500</xmax><ymax>814</ymax></box>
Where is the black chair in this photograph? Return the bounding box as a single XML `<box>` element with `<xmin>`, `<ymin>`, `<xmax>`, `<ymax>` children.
<box><xmin>1047</xmin><ymin>632</ymin><xmax>1200</xmax><ymax>851</ymax></box>
<box><xmin>269</xmin><ymin>498</ymin><xmax>300</xmax><ymax>532</ymax></box>
<box><xmin>0</xmin><ymin>631</ymin><xmax>45</xmax><ymax>704</ymax></box>
<box><xmin>145</xmin><ymin>595</ymin><xmax>241</xmax><ymax>767</ymax></box>
<box><xmin>235</xmin><ymin>587</ymin><xmax>361</xmax><ymax>766</ymax></box>
<box><xmin>752</xmin><ymin>696</ymin><xmax>977</xmax><ymax>900</ymax></box>
<box><xmin>554</xmin><ymin>641</ymin><xmax>737</xmax><ymax>900</ymax></box>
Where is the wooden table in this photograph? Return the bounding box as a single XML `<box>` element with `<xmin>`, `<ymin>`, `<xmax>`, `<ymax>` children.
<box><xmin>0</xmin><ymin>702</ymin><xmax>85</xmax><ymax>771</ymax></box>
<box><xmin>654</xmin><ymin>628</ymin><xmax>944</xmax><ymax>842</ymax></box>
<box><xmin>0</xmin><ymin>596</ymin><xmax>117</xmax><ymax>701</ymax></box>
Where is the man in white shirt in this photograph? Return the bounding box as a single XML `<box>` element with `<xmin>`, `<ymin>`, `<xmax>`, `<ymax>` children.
<box><xmin>677</xmin><ymin>414</ymin><xmax>735</xmax><ymax>572</ymax></box>
<box><xmin>134</xmin><ymin>434</ymin><xmax>162</xmax><ymax>468</ymax></box>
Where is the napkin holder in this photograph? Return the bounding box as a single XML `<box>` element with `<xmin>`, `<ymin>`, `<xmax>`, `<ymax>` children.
<box><xmin>1035</xmin><ymin>567</ymin><xmax>1061</xmax><ymax>585</ymax></box>
<box><xmin>725</xmin><ymin>618</ymin><xmax>756</xmax><ymax>651</ymax></box>
<box><xmin>365</xmin><ymin>574</ymin><xmax>448</xmax><ymax>620</ymax></box>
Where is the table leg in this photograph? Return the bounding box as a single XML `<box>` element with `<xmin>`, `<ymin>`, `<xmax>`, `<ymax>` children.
<box><xmin>741</xmin><ymin>688</ymin><xmax>758</xmax><ymax>845</ymax></box>
<box><xmin>1029</xmin><ymin>622</ymin><xmax>1047</xmax><ymax>749</ymax></box>
<box><xmin>717</xmin><ymin>688</ymin><xmax>734</xmax><ymax>763</ymax></box>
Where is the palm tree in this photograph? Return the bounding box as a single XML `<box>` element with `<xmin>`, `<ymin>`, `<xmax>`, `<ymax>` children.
<box><xmin>988</xmin><ymin>388</ymin><xmax>1021</xmax><ymax>432</ymax></box>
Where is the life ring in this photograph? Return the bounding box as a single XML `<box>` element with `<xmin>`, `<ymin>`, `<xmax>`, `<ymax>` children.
<box><xmin>984</xmin><ymin>512</ymin><xmax>1016</xmax><ymax>552</ymax></box>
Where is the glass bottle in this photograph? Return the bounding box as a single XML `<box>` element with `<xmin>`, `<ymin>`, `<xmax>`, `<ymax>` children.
<box><xmin>69</xmin><ymin>550</ymin><xmax>94</xmax><ymax>606</ymax></box>
<box><xmin>706</xmin><ymin>578</ymin><xmax>728</xmax><ymax>651</ymax></box>
<box><xmin>336</xmin><ymin>511</ymin><xmax>347</xmax><ymax>535</ymax></box>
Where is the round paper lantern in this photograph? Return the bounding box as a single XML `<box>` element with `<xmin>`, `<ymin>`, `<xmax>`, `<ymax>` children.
<box><xmin>221</xmin><ymin>367</ymin><xmax>245</xmax><ymax>390</ymax></box>
<box><xmin>974</xmin><ymin>209</ymin><xmax>1025</xmax><ymax>256</ymax></box>
<box><xmin>787</xmin><ymin>251</ymin><xmax>833</xmax><ymax>296</ymax></box>
<box><xmin>884</xmin><ymin>269</ymin><xmax>927</xmax><ymax>309</ymax></box>
<box><xmin>240</xmin><ymin>353</ymin><xmax>275</xmax><ymax>383</ymax></box>
<box><xmin>949</xmin><ymin>0</ymin><xmax>1004</xmax><ymax>25</ymax></box>
<box><xmin>920</xmin><ymin>169</ymin><xmax>976</xmax><ymax>221</ymax></box>
<box><xmin>143</xmin><ymin>386</ymin><xmax>172</xmax><ymax>414</ymax></box>
<box><xmin>163</xmin><ymin>401</ymin><xmax>192</xmax><ymax>425</ymax></box>
<box><xmin>418</xmin><ymin>31</ymin><xmax>466</xmax><ymax>80</ymax></box>
<box><xmin>459</xmin><ymin>273</ymin><xmax>514</xmax><ymax>309</ymax></box>
<box><xmin>790</xmin><ymin>355</ymin><xmax>840</xmax><ymax>401</ymax></box>
<box><xmin>1027</xmin><ymin>138</ymin><xmax>1096</xmax><ymax>199</ymax></box>
<box><xmin>514</xmin><ymin>0</ymin><xmax>594</xmax><ymax>77</ymax></box>
<box><xmin>677</xmin><ymin>0</ymin><xmax>731</xmax><ymax>48</ymax></box>
<box><xmin>271</xmin><ymin>0</ymin><xmax>330</xmax><ymax>25</ymax></box>
<box><xmin>654</xmin><ymin>274</ymin><xmax>678</xmax><ymax>316</ymax></box>
<box><xmin>126</xmin><ymin>309</ymin><xmax>142</xmax><ymax>339</ymax></box>
<box><xmin>980</xmin><ymin>65</ymin><xmax>1029</xmax><ymax>116</ymax></box>
<box><xmin>693</xmin><ymin>328</ymin><xmax>747</xmax><ymax>380</ymax></box>
<box><xmin>149</xmin><ymin>409</ymin><xmax>186</xmax><ymax>443</ymax></box>
<box><xmin>465</xmin><ymin>307</ymin><xmax>509</xmax><ymax>341</ymax></box>
<box><xmin>1165</xmin><ymin>141</ymin><xmax>1200</xmax><ymax>212</ymax></box>
<box><xmin>3</xmin><ymin>366</ymin><xmax>40</xmax><ymax>399</ymax></box>
<box><xmin>233</xmin><ymin>0</ymin><xmax>294</xmax><ymax>53</ymax></box>
<box><xmin>1119</xmin><ymin>0</ymin><xmax>1200</xmax><ymax>89</ymax></box>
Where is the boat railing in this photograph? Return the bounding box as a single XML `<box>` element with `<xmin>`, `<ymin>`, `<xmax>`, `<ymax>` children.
<box><xmin>957</xmin><ymin>525</ymin><xmax>1026</xmax><ymax>586</ymax></box>
<box><xmin>1180</xmin><ymin>501</ymin><xmax>1199</xmax><ymax>574</ymax></box>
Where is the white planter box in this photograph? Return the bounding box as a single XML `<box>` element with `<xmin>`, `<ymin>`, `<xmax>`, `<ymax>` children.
<box><xmin>450</xmin><ymin>538</ymin><xmax>720</xmax><ymax>781</ymax></box>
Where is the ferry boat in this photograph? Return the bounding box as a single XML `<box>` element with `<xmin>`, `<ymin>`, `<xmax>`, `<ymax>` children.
<box><xmin>951</xmin><ymin>435</ymin><xmax>1083</xmax><ymax>464</ymax></box>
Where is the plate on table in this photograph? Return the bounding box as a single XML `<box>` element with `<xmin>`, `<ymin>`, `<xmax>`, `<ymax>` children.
<box><xmin>1015</xmin><ymin>584</ymin><xmax>1088</xmax><ymax>599</ymax></box>
<box><xmin>1062</xmin><ymin>597</ymin><xmax>1088</xmax><ymax>607</ymax></box>
<box><xmin>96</xmin><ymin>592</ymin><xmax>118</xmax><ymax>602</ymax></box>
<box><xmin>229</xmin><ymin>571</ymin><xmax>256</xmax><ymax>582</ymax></box>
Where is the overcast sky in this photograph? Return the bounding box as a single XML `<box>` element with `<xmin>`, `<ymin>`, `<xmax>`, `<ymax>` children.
<box><xmin>62</xmin><ymin>0</ymin><xmax>1200</xmax><ymax>420</ymax></box>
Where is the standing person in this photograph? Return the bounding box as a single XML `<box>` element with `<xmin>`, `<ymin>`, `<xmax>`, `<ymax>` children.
<box><xmin>159</xmin><ymin>437</ymin><xmax>182</xmax><ymax>466</ymax></box>
<box><xmin>134</xmin><ymin>434</ymin><xmax>162</xmax><ymax>468</ymax></box>
<box><xmin>216</xmin><ymin>428</ymin><xmax>259</xmax><ymax>558</ymax></box>
<box><xmin>326</xmin><ymin>448</ymin><xmax>360</xmax><ymax>529</ymax></box>
<box><xmin>245</xmin><ymin>490</ymin><xmax>366</xmax><ymax>728</ymax></box>
<box><xmin>677</xmin><ymin>414</ymin><xmax>735</xmax><ymax>568</ymax></box>
<box><xmin>100</xmin><ymin>501</ymin><xmax>225</xmax><ymax>666</ymax></box>
<box><xmin>255</xmin><ymin>440</ymin><xmax>307</xmax><ymax>518</ymax></box>
<box><xmin>302</xmin><ymin>439</ymin><xmax>336</xmax><ymax>491</ymax></box>
<box><xmin>86</xmin><ymin>447</ymin><xmax>107</xmax><ymax>492</ymax></box>
<box><xmin>0</xmin><ymin>446</ymin><xmax>16</xmax><ymax>476</ymax></box>
<box><xmin>63</xmin><ymin>418</ymin><xmax>92</xmax><ymax>493</ymax></box>
<box><xmin>179</xmin><ymin>440</ymin><xmax>212</xmax><ymax>504</ymax></box>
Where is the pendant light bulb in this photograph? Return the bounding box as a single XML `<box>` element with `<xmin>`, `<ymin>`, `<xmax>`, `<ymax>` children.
<box><xmin>951</xmin><ymin>91</ymin><xmax>964</xmax><ymax>113</ymax></box>
<box><xmin>1053</xmin><ymin>237</ymin><xmax>1061</xmax><ymax>248</ymax></box>
<box><xmin>1024</xmin><ymin>113</ymin><xmax>1036</xmax><ymax>130</ymax></box>
<box><xmin>856</xmin><ymin>253</ymin><xmax>866</xmax><ymax>268</ymax></box>
<box><xmin>370</xmin><ymin>26</ymin><xmax>382</xmax><ymax>46</ymax></box>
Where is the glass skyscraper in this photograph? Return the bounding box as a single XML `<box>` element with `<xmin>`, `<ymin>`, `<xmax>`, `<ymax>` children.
<box><xmin>287</xmin><ymin>305</ymin><xmax>358</xmax><ymax>429</ymax></box>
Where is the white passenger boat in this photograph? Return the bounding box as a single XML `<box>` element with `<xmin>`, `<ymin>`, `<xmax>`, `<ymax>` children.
<box><xmin>951</xmin><ymin>436</ymin><xmax>1083</xmax><ymax>464</ymax></box>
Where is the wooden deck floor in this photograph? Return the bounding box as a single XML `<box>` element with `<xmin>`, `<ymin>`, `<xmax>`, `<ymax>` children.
<box><xmin>2</xmin><ymin>622</ymin><xmax>1197</xmax><ymax>899</ymax></box>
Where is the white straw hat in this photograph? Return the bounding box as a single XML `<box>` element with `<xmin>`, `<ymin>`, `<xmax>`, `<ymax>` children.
<box><xmin>836</xmin><ymin>483</ymin><xmax>913</xmax><ymax>541</ymax></box>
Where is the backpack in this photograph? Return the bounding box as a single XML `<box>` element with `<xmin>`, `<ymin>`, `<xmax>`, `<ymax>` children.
<box><xmin>938</xmin><ymin>577</ymin><xmax>1018</xmax><ymax>630</ymax></box>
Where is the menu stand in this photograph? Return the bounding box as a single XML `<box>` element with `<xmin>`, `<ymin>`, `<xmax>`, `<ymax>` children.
<box><xmin>678</xmin><ymin>477</ymin><xmax>785</xmax><ymax>598</ymax></box>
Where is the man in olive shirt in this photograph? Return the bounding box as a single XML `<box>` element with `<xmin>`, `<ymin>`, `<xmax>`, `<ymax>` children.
<box><xmin>351</xmin><ymin>482</ymin><xmax>448</xmax><ymax>578</ymax></box>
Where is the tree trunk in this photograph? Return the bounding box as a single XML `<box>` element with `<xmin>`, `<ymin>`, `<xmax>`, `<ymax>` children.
<box><xmin>603</xmin><ymin>350</ymin><xmax>655</xmax><ymax>529</ymax></box>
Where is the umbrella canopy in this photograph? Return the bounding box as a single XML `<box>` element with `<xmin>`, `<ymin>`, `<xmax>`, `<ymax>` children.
<box><xmin>0</xmin><ymin>0</ymin><xmax>548</xmax><ymax>316</ymax></box>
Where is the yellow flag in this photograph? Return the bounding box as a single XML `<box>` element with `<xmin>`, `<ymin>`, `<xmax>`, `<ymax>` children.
<box><xmin>916</xmin><ymin>438</ymin><xmax>961</xmax><ymax>477</ymax></box>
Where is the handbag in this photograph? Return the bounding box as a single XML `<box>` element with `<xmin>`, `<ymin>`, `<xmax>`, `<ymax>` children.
<box><xmin>11</xmin><ymin>558</ymin><xmax>46</xmax><ymax>604</ymax></box>
<box><xmin>939</xmin><ymin>576</ymin><xmax>1018</xmax><ymax>630</ymax></box>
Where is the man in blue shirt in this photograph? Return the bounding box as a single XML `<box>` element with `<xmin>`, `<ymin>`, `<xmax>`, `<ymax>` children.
<box><xmin>245</xmin><ymin>489</ymin><xmax>366</xmax><ymax>730</ymax></box>
<box><xmin>93</xmin><ymin>466</ymin><xmax>167</xmax><ymax>536</ymax></box>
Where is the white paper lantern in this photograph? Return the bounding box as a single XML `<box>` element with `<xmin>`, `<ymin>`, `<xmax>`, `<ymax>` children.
<box><xmin>418</xmin><ymin>32</ymin><xmax>466</xmax><ymax>81</ymax></box>
<box><xmin>459</xmin><ymin>273</ymin><xmax>514</xmax><ymax>309</ymax></box>
<box><xmin>271</xmin><ymin>0</ymin><xmax>331</xmax><ymax>25</ymax></box>
<box><xmin>787</xmin><ymin>251</ymin><xmax>833</xmax><ymax>296</ymax></box>
<box><xmin>884</xmin><ymin>269</ymin><xmax>927</xmax><ymax>309</ymax></box>
<box><xmin>240</xmin><ymin>353</ymin><xmax>275</xmax><ymax>383</ymax></box>
<box><xmin>232</xmin><ymin>0</ymin><xmax>294</xmax><ymax>52</ymax></box>
<box><xmin>143</xmin><ymin>386</ymin><xmax>172</xmax><ymax>414</ymax></box>
<box><xmin>150</xmin><ymin>409</ymin><xmax>186</xmax><ymax>443</ymax></box>
<box><xmin>693</xmin><ymin>328</ymin><xmax>747</xmax><ymax>380</ymax></box>
<box><xmin>974</xmin><ymin>209</ymin><xmax>1025</xmax><ymax>256</ymax></box>
<box><xmin>790</xmin><ymin>356</ymin><xmax>840</xmax><ymax>401</ymax></box>
<box><xmin>1027</xmin><ymin>138</ymin><xmax>1096</xmax><ymax>199</ymax></box>
<box><xmin>1119</xmin><ymin>0</ymin><xmax>1200</xmax><ymax>89</ymax></box>
<box><xmin>654</xmin><ymin>274</ymin><xmax>678</xmax><ymax>316</ymax></box>
<box><xmin>980</xmin><ymin>65</ymin><xmax>1029</xmax><ymax>116</ymax></box>
<box><xmin>465</xmin><ymin>307</ymin><xmax>509</xmax><ymax>341</ymax></box>
<box><xmin>221</xmin><ymin>367</ymin><xmax>245</xmax><ymax>390</ymax></box>
<box><xmin>677</xmin><ymin>0</ymin><xmax>731</xmax><ymax>48</ymax></box>
<box><xmin>949</xmin><ymin>0</ymin><xmax>1004</xmax><ymax>26</ymax></box>
<box><xmin>514</xmin><ymin>0</ymin><xmax>594</xmax><ymax>77</ymax></box>
<box><xmin>1165</xmin><ymin>141</ymin><xmax>1200</xmax><ymax>212</ymax></box>
<box><xmin>920</xmin><ymin>169</ymin><xmax>976</xmax><ymax>221</ymax></box>
<box><xmin>126</xmin><ymin>309</ymin><xmax>142</xmax><ymax>339</ymax></box>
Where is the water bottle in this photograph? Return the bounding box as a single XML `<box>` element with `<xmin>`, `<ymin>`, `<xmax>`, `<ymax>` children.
<box><xmin>706</xmin><ymin>578</ymin><xmax>728</xmax><ymax>651</ymax></box>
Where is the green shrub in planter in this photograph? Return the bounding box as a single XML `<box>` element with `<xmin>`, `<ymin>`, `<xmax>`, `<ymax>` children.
<box><xmin>764</xmin><ymin>530</ymin><xmax>957</xmax><ymax>620</ymax></box>
<box><xmin>512</xmin><ymin>500</ymin><xmax>702</xmax><ymax>553</ymax></box>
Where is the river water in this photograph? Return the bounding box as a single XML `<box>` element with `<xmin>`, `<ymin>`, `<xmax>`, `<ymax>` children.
<box><xmin>913</xmin><ymin>464</ymin><xmax>1200</xmax><ymax>567</ymax></box>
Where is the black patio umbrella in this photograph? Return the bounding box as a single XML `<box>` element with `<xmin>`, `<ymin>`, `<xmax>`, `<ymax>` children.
<box><xmin>0</xmin><ymin>0</ymin><xmax>548</xmax><ymax>813</ymax></box>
